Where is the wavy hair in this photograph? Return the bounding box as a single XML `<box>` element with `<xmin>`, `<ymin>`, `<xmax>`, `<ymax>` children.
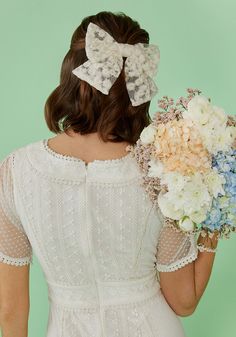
<box><xmin>44</xmin><ymin>11</ymin><xmax>152</xmax><ymax>144</ymax></box>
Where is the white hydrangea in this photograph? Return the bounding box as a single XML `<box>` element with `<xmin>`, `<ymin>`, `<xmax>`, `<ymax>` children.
<box><xmin>160</xmin><ymin>171</ymin><xmax>190</xmax><ymax>192</ymax></box>
<box><xmin>147</xmin><ymin>158</ymin><xmax>164</xmax><ymax>178</ymax></box>
<box><xmin>212</xmin><ymin>105</ymin><xmax>228</xmax><ymax>124</ymax></box>
<box><xmin>183</xmin><ymin>94</ymin><xmax>235</xmax><ymax>154</ymax></box>
<box><xmin>158</xmin><ymin>191</ymin><xmax>184</xmax><ymax>220</ymax></box>
<box><xmin>181</xmin><ymin>173</ymin><xmax>212</xmax><ymax>213</ymax></box>
<box><xmin>157</xmin><ymin>171</ymin><xmax>212</xmax><ymax>226</ymax></box>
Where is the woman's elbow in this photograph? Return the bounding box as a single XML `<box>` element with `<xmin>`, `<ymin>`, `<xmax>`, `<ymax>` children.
<box><xmin>160</xmin><ymin>283</ymin><xmax>197</xmax><ymax>317</ymax></box>
<box><xmin>173</xmin><ymin>302</ymin><xmax>197</xmax><ymax>317</ymax></box>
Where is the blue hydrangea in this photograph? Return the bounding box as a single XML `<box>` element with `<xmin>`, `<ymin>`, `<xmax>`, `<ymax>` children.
<box><xmin>202</xmin><ymin>149</ymin><xmax>236</xmax><ymax>231</ymax></box>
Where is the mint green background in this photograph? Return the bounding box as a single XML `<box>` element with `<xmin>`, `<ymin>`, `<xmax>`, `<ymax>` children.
<box><xmin>0</xmin><ymin>1</ymin><xmax>236</xmax><ymax>337</ymax></box>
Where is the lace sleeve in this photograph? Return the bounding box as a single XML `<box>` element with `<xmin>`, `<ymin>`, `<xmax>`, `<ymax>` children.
<box><xmin>0</xmin><ymin>153</ymin><xmax>33</xmax><ymax>266</ymax></box>
<box><xmin>155</xmin><ymin>207</ymin><xmax>199</xmax><ymax>272</ymax></box>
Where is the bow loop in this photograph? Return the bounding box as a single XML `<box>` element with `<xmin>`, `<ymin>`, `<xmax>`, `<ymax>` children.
<box><xmin>85</xmin><ymin>22</ymin><xmax>118</xmax><ymax>62</ymax></box>
<box><xmin>72</xmin><ymin>22</ymin><xmax>160</xmax><ymax>106</ymax></box>
<box><xmin>141</xmin><ymin>44</ymin><xmax>160</xmax><ymax>77</ymax></box>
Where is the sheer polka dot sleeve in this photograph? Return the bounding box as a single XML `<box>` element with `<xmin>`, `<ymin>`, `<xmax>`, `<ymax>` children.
<box><xmin>155</xmin><ymin>208</ymin><xmax>199</xmax><ymax>272</ymax></box>
<box><xmin>0</xmin><ymin>153</ymin><xmax>33</xmax><ymax>266</ymax></box>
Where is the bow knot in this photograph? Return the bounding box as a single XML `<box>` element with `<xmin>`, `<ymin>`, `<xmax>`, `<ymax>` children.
<box><xmin>72</xmin><ymin>22</ymin><xmax>160</xmax><ymax>106</ymax></box>
<box><xmin>116</xmin><ymin>42</ymin><xmax>136</xmax><ymax>58</ymax></box>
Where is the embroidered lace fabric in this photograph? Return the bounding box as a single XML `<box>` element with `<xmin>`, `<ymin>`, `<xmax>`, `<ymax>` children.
<box><xmin>71</xmin><ymin>22</ymin><xmax>160</xmax><ymax>107</ymax></box>
<box><xmin>0</xmin><ymin>139</ymin><xmax>199</xmax><ymax>337</ymax></box>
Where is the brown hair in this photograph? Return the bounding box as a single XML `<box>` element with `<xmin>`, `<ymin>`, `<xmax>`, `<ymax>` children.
<box><xmin>44</xmin><ymin>11</ymin><xmax>152</xmax><ymax>145</ymax></box>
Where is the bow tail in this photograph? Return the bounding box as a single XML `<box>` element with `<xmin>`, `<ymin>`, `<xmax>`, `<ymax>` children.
<box><xmin>125</xmin><ymin>74</ymin><xmax>158</xmax><ymax>106</ymax></box>
<box><xmin>72</xmin><ymin>58</ymin><xmax>123</xmax><ymax>95</ymax></box>
<box><xmin>124</xmin><ymin>58</ymin><xmax>158</xmax><ymax>106</ymax></box>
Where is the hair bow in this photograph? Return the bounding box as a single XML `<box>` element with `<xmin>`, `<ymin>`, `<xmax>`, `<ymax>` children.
<box><xmin>72</xmin><ymin>22</ymin><xmax>160</xmax><ymax>106</ymax></box>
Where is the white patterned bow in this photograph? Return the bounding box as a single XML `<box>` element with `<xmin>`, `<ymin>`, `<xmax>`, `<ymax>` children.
<box><xmin>72</xmin><ymin>22</ymin><xmax>160</xmax><ymax>106</ymax></box>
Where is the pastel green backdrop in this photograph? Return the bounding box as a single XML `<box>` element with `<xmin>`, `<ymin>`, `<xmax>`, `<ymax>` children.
<box><xmin>0</xmin><ymin>0</ymin><xmax>235</xmax><ymax>336</ymax></box>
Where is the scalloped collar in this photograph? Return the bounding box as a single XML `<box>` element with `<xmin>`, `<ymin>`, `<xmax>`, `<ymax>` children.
<box><xmin>24</xmin><ymin>139</ymin><xmax>142</xmax><ymax>185</ymax></box>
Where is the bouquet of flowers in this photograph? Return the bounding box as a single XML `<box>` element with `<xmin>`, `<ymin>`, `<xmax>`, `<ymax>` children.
<box><xmin>126</xmin><ymin>88</ymin><xmax>236</xmax><ymax>241</ymax></box>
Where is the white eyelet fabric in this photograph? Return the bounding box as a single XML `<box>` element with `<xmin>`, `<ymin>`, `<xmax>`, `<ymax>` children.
<box><xmin>0</xmin><ymin>139</ymin><xmax>198</xmax><ymax>337</ymax></box>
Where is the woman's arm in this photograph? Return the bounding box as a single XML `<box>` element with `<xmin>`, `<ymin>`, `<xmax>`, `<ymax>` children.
<box><xmin>0</xmin><ymin>154</ymin><xmax>33</xmax><ymax>337</ymax></box>
<box><xmin>0</xmin><ymin>263</ymin><xmax>30</xmax><ymax>337</ymax></box>
<box><xmin>158</xmin><ymin>231</ymin><xmax>219</xmax><ymax>317</ymax></box>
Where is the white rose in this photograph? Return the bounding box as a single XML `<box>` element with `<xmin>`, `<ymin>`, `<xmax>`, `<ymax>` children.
<box><xmin>178</xmin><ymin>217</ymin><xmax>195</xmax><ymax>232</ymax></box>
<box><xmin>186</xmin><ymin>95</ymin><xmax>213</xmax><ymax>126</ymax></box>
<box><xmin>204</xmin><ymin>170</ymin><xmax>226</xmax><ymax>198</ymax></box>
<box><xmin>215</xmin><ymin>126</ymin><xmax>235</xmax><ymax>152</ymax></box>
<box><xmin>140</xmin><ymin>124</ymin><xmax>157</xmax><ymax>144</ymax></box>
<box><xmin>203</xmin><ymin>125</ymin><xmax>233</xmax><ymax>154</ymax></box>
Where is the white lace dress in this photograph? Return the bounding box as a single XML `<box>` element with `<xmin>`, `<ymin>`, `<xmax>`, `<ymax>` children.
<box><xmin>0</xmin><ymin>139</ymin><xmax>199</xmax><ymax>337</ymax></box>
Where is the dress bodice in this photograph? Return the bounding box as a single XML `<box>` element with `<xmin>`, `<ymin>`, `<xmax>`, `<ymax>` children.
<box><xmin>15</xmin><ymin>139</ymin><xmax>162</xmax><ymax>283</ymax></box>
<box><xmin>0</xmin><ymin>139</ymin><xmax>198</xmax><ymax>337</ymax></box>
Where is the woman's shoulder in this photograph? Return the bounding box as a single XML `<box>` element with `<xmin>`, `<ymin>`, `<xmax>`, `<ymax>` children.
<box><xmin>1</xmin><ymin>139</ymin><xmax>44</xmax><ymax>170</ymax></box>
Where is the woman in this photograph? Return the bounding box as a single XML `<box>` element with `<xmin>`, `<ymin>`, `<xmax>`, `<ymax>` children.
<box><xmin>0</xmin><ymin>10</ymin><xmax>219</xmax><ymax>337</ymax></box>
